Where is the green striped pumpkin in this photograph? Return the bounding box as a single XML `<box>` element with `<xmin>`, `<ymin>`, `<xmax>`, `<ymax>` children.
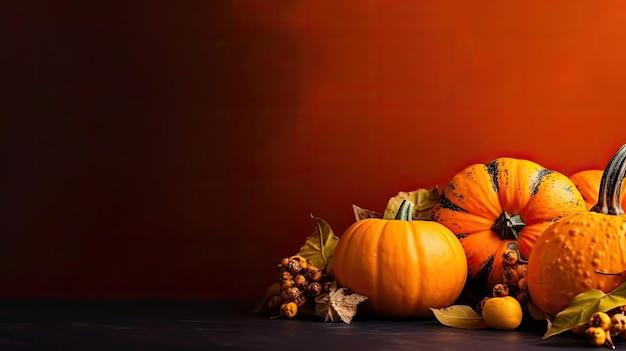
<box><xmin>431</xmin><ymin>157</ymin><xmax>586</xmax><ymax>296</ymax></box>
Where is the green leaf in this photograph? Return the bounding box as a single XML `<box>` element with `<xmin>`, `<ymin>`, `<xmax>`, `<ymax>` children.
<box><xmin>430</xmin><ymin>305</ymin><xmax>489</xmax><ymax>329</ymax></box>
<box><xmin>542</xmin><ymin>281</ymin><xmax>626</xmax><ymax>339</ymax></box>
<box><xmin>383</xmin><ymin>187</ymin><xmax>439</xmax><ymax>221</ymax></box>
<box><xmin>296</xmin><ymin>214</ymin><xmax>339</xmax><ymax>270</ymax></box>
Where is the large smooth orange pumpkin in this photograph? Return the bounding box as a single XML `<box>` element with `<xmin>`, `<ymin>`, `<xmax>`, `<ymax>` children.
<box><xmin>430</xmin><ymin>157</ymin><xmax>586</xmax><ymax>296</ymax></box>
<box><xmin>528</xmin><ymin>145</ymin><xmax>626</xmax><ymax>316</ymax></box>
<box><xmin>570</xmin><ymin>169</ymin><xmax>626</xmax><ymax>210</ymax></box>
<box><xmin>332</xmin><ymin>200</ymin><xmax>467</xmax><ymax>318</ymax></box>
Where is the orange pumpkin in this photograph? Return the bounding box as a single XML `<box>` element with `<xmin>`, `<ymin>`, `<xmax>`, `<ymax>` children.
<box><xmin>431</xmin><ymin>157</ymin><xmax>586</xmax><ymax>296</ymax></box>
<box><xmin>332</xmin><ymin>200</ymin><xmax>467</xmax><ymax>318</ymax></box>
<box><xmin>528</xmin><ymin>145</ymin><xmax>626</xmax><ymax>316</ymax></box>
<box><xmin>570</xmin><ymin>169</ymin><xmax>626</xmax><ymax>210</ymax></box>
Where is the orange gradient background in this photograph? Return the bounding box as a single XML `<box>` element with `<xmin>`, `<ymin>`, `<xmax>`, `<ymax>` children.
<box><xmin>5</xmin><ymin>1</ymin><xmax>626</xmax><ymax>300</ymax></box>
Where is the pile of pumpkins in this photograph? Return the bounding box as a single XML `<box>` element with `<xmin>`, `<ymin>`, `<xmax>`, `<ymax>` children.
<box><xmin>330</xmin><ymin>145</ymin><xmax>626</xmax><ymax>319</ymax></box>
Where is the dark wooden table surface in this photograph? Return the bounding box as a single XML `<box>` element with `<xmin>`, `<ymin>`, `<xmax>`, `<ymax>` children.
<box><xmin>0</xmin><ymin>299</ymin><xmax>598</xmax><ymax>350</ymax></box>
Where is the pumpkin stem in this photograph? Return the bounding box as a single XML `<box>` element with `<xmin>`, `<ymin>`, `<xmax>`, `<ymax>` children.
<box><xmin>395</xmin><ymin>200</ymin><xmax>414</xmax><ymax>221</ymax></box>
<box><xmin>491</xmin><ymin>211</ymin><xmax>525</xmax><ymax>240</ymax></box>
<box><xmin>590</xmin><ymin>144</ymin><xmax>626</xmax><ymax>216</ymax></box>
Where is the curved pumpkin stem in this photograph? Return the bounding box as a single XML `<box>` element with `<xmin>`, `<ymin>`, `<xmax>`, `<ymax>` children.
<box><xmin>395</xmin><ymin>200</ymin><xmax>414</xmax><ymax>221</ymax></box>
<box><xmin>590</xmin><ymin>144</ymin><xmax>626</xmax><ymax>216</ymax></box>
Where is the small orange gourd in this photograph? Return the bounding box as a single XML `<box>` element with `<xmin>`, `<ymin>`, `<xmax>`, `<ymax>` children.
<box><xmin>431</xmin><ymin>157</ymin><xmax>586</xmax><ymax>295</ymax></box>
<box><xmin>570</xmin><ymin>169</ymin><xmax>626</xmax><ymax>210</ymax></box>
<box><xmin>332</xmin><ymin>200</ymin><xmax>467</xmax><ymax>318</ymax></box>
<box><xmin>527</xmin><ymin>145</ymin><xmax>626</xmax><ymax>316</ymax></box>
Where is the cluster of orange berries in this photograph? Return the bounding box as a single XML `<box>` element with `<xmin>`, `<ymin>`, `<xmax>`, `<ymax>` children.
<box><xmin>572</xmin><ymin>308</ymin><xmax>626</xmax><ymax>349</ymax></box>
<box><xmin>266</xmin><ymin>255</ymin><xmax>333</xmax><ymax>319</ymax></box>
<box><xmin>499</xmin><ymin>248</ymin><xmax>529</xmax><ymax>301</ymax></box>
<box><xmin>478</xmin><ymin>248</ymin><xmax>529</xmax><ymax>313</ymax></box>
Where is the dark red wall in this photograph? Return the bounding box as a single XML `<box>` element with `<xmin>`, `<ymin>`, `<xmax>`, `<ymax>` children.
<box><xmin>5</xmin><ymin>1</ymin><xmax>626</xmax><ymax>300</ymax></box>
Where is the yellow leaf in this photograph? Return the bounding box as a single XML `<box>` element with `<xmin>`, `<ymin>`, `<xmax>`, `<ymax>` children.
<box><xmin>383</xmin><ymin>187</ymin><xmax>439</xmax><ymax>220</ymax></box>
<box><xmin>542</xmin><ymin>282</ymin><xmax>626</xmax><ymax>339</ymax></box>
<box><xmin>296</xmin><ymin>215</ymin><xmax>339</xmax><ymax>270</ymax></box>
<box><xmin>430</xmin><ymin>305</ymin><xmax>489</xmax><ymax>329</ymax></box>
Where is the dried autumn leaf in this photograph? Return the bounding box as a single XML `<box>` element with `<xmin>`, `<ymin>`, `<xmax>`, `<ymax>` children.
<box><xmin>352</xmin><ymin>204</ymin><xmax>382</xmax><ymax>222</ymax></box>
<box><xmin>527</xmin><ymin>301</ymin><xmax>547</xmax><ymax>321</ymax></box>
<box><xmin>383</xmin><ymin>187</ymin><xmax>439</xmax><ymax>221</ymax></box>
<box><xmin>430</xmin><ymin>305</ymin><xmax>488</xmax><ymax>329</ymax></box>
<box><xmin>542</xmin><ymin>281</ymin><xmax>626</xmax><ymax>339</ymax></box>
<box><xmin>252</xmin><ymin>282</ymin><xmax>281</xmax><ymax>315</ymax></box>
<box><xmin>315</xmin><ymin>281</ymin><xmax>368</xmax><ymax>324</ymax></box>
<box><xmin>296</xmin><ymin>214</ymin><xmax>339</xmax><ymax>270</ymax></box>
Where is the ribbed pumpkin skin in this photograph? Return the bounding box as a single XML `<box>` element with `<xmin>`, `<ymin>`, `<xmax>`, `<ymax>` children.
<box><xmin>570</xmin><ymin>170</ymin><xmax>626</xmax><ymax>210</ymax></box>
<box><xmin>332</xmin><ymin>219</ymin><xmax>467</xmax><ymax>318</ymax></box>
<box><xmin>431</xmin><ymin>157</ymin><xmax>586</xmax><ymax>294</ymax></box>
<box><xmin>527</xmin><ymin>213</ymin><xmax>626</xmax><ymax>316</ymax></box>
